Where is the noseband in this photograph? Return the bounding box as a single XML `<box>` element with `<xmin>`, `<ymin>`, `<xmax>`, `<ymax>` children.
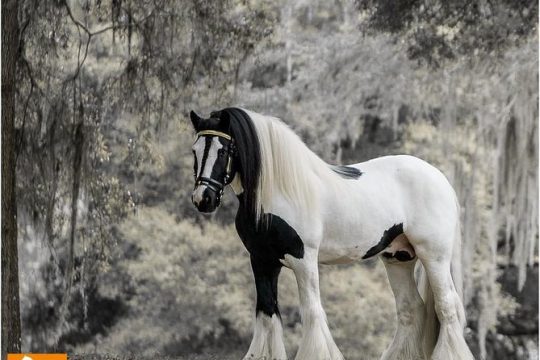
<box><xmin>194</xmin><ymin>130</ymin><xmax>237</xmax><ymax>202</ymax></box>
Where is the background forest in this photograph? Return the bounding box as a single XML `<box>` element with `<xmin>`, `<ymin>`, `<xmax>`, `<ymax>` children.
<box><xmin>2</xmin><ymin>0</ymin><xmax>538</xmax><ymax>359</ymax></box>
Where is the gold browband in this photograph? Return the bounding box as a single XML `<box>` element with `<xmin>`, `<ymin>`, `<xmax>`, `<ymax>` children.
<box><xmin>196</xmin><ymin>130</ymin><xmax>232</xmax><ymax>141</ymax></box>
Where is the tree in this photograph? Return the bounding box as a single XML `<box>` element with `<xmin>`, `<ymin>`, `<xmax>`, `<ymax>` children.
<box><xmin>14</xmin><ymin>0</ymin><xmax>276</xmax><ymax>350</ymax></box>
<box><xmin>356</xmin><ymin>0</ymin><xmax>538</xmax><ymax>65</ymax></box>
<box><xmin>2</xmin><ymin>0</ymin><xmax>22</xmax><ymax>358</ymax></box>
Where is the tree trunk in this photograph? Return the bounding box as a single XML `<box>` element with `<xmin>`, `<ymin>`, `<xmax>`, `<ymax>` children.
<box><xmin>2</xmin><ymin>0</ymin><xmax>21</xmax><ymax>358</ymax></box>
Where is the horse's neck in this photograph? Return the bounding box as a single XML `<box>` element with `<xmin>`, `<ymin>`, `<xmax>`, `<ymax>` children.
<box><xmin>229</xmin><ymin>171</ymin><xmax>303</xmax><ymax>199</ymax></box>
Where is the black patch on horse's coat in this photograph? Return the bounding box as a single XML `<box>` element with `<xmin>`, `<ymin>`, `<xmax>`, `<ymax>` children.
<box><xmin>330</xmin><ymin>165</ymin><xmax>362</xmax><ymax>179</ymax></box>
<box><xmin>362</xmin><ymin>223</ymin><xmax>404</xmax><ymax>259</ymax></box>
<box><xmin>394</xmin><ymin>250</ymin><xmax>414</xmax><ymax>261</ymax></box>
<box><xmin>235</xmin><ymin>194</ymin><xmax>304</xmax><ymax>316</ymax></box>
<box><xmin>251</xmin><ymin>256</ymin><xmax>281</xmax><ymax>317</ymax></box>
<box><xmin>382</xmin><ymin>250</ymin><xmax>414</xmax><ymax>262</ymax></box>
<box><xmin>207</xmin><ymin>137</ymin><xmax>232</xmax><ymax>184</ymax></box>
<box><xmin>235</xmin><ymin>195</ymin><xmax>305</xmax><ymax>261</ymax></box>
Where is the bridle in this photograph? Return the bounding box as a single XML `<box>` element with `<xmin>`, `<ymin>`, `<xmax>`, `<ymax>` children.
<box><xmin>194</xmin><ymin>130</ymin><xmax>237</xmax><ymax>203</ymax></box>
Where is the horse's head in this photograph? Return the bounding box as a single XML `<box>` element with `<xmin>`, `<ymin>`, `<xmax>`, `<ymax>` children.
<box><xmin>189</xmin><ymin>110</ymin><xmax>237</xmax><ymax>213</ymax></box>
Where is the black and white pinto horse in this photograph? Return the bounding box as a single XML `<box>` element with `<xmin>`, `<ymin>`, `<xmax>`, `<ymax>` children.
<box><xmin>189</xmin><ymin>108</ymin><xmax>474</xmax><ymax>360</ymax></box>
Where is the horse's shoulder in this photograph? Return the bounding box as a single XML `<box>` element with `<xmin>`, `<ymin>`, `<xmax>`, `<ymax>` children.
<box><xmin>235</xmin><ymin>208</ymin><xmax>305</xmax><ymax>262</ymax></box>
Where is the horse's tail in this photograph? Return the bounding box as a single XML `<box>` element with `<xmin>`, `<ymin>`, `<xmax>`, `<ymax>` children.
<box><xmin>418</xmin><ymin>201</ymin><xmax>467</xmax><ymax>358</ymax></box>
<box><xmin>451</xmin><ymin>216</ymin><xmax>467</xmax><ymax>328</ymax></box>
<box><xmin>451</xmin><ymin>199</ymin><xmax>467</xmax><ymax>329</ymax></box>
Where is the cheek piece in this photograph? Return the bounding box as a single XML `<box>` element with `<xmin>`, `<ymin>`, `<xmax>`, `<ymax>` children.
<box><xmin>194</xmin><ymin>130</ymin><xmax>237</xmax><ymax>206</ymax></box>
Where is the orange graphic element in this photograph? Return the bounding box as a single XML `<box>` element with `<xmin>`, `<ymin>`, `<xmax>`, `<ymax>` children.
<box><xmin>8</xmin><ymin>354</ymin><xmax>67</xmax><ymax>360</ymax></box>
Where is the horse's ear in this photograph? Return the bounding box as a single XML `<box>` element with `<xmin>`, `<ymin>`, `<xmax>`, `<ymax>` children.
<box><xmin>190</xmin><ymin>110</ymin><xmax>202</xmax><ymax>130</ymax></box>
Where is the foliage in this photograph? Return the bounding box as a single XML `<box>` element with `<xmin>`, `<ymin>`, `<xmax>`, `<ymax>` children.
<box><xmin>74</xmin><ymin>207</ymin><xmax>394</xmax><ymax>359</ymax></box>
<box><xmin>356</xmin><ymin>0</ymin><xmax>538</xmax><ymax>65</ymax></box>
<box><xmin>16</xmin><ymin>0</ymin><xmax>276</xmax><ymax>349</ymax></box>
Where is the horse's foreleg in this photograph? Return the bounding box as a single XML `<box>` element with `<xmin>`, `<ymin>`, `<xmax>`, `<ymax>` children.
<box><xmin>244</xmin><ymin>255</ymin><xmax>287</xmax><ymax>360</ymax></box>
<box><xmin>286</xmin><ymin>247</ymin><xmax>344</xmax><ymax>360</ymax></box>
<box><xmin>380</xmin><ymin>256</ymin><xmax>425</xmax><ymax>360</ymax></box>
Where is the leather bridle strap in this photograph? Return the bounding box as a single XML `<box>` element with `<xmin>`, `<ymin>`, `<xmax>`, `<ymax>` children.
<box><xmin>196</xmin><ymin>130</ymin><xmax>232</xmax><ymax>141</ymax></box>
<box><xmin>194</xmin><ymin>130</ymin><xmax>237</xmax><ymax>200</ymax></box>
<box><xmin>196</xmin><ymin>176</ymin><xmax>225</xmax><ymax>193</ymax></box>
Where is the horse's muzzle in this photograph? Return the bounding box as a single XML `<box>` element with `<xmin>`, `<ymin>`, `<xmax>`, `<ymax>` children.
<box><xmin>192</xmin><ymin>186</ymin><xmax>219</xmax><ymax>213</ymax></box>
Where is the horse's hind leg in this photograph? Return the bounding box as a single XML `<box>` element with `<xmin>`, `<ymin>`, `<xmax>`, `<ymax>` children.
<box><xmin>243</xmin><ymin>255</ymin><xmax>287</xmax><ymax>360</ymax></box>
<box><xmin>285</xmin><ymin>247</ymin><xmax>344</xmax><ymax>360</ymax></box>
<box><xmin>414</xmin><ymin>244</ymin><xmax>473</xmax><ymax>360</ymax></box>
<box><xmin>380</xmin><ymin>253</ymin><xmax>425</xmax><ymax>360</ymax></box>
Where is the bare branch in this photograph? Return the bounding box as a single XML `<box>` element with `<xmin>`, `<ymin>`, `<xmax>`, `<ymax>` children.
<box><xmin>63</xmin><ymin>0</ymin><xmax>122</xmax><ymax>37</ymax></box>
<box><xmin>63</xmin><ymin>0</ymin><xmax>91</xmax><ymax>35</ymax></box>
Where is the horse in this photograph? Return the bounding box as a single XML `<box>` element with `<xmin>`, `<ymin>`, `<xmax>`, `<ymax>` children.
<box><xmin>188</xmin><ymin>107</ymin><xmax>474</xmax><ymax>360</ymax></box>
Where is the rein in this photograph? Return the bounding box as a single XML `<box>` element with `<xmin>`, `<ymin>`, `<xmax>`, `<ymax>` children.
<box><xmin>195</xmin><ymin>130</ymin><xmax>237</xmax><ymax>201</ymax></box>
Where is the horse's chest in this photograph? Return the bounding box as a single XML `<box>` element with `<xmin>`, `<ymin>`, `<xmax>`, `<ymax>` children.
<box><xmin>235</xmin><ymin>212</ymin><xmax>304</xmax><ymax>265</ymax></box>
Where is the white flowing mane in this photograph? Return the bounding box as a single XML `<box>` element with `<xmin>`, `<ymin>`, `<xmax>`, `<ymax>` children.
<box><xmin>243</xmin><ymin>109</ymin><xmax>343</xmax><ymax>219</ymax></box>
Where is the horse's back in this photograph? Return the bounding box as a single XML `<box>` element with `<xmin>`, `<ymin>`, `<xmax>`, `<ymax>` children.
<box><xmin>347</xmin><ymin>154</ymin><xmax>458</xmax><ymax>237</ymax></box>
<box><xmin>351</xmin><ymin>154</ymin><xmax>459</xmax><ymax>241</ymax></box>
<box><xmin>351</xmin><ymin>155</ymin><xmax>455</xmax><ymax>202</ymax></box>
